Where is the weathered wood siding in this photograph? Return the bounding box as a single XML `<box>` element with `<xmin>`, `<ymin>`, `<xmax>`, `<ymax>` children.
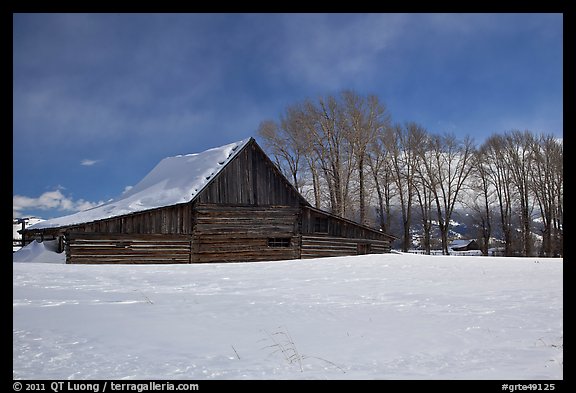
<box><xmin>66</xmin><ymin>232</ymin><xmax>192</xmax><ymax>264</ymax></box>
<box><xmin>301</xmin><ymin>207</ymin><xmax>391</xmax><ymax>240</ymax></box>
<box><xmin>64</xmin><ymin>204</ymin><xmax>194</xmax><ymax>234</ymax></box>
<box><xmin>192</xmin><ymin>204</ymin><xmax>300</xmax><ymax>263</ymax></box>
<box><xmin>301</xmin><ymin>235</ymin><xmax>390</xmax><ymax>259</ymax></box>
<box><xmin>197</xmin><ymin>142</ymin><xmax>304</xmax><ymax>207</ymax></box>
<box><xmin>300</xmin><ymin>207</ymin><xmax>392</xmax><ymax>258</ymax></box>
<box><xmin>22</xmin><ymin>230</ymin><xmax>61</xmax><ymax>244</ymax></box>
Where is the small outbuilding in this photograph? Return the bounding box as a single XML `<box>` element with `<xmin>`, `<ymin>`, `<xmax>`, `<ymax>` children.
<box><xmin>449</xmin><ymin>239</ymin><xmax>480</xmax><ymax>252</ymax></box>
<box><xmin>22</xmin><ymin>137</ymin><xmax>395</xmax><ymax>264</ymax></box>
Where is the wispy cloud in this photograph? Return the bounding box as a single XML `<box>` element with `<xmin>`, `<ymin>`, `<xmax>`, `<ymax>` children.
<box><xmin>272</xmin><ymin>14</ymin><xmax>407</xmax><ymax>89</ymax></box>
<box><xmin>13</xmin><ymin>190</ymin><xmax>104</xmax><ymax>218</ymax></box>
<box><xmin>80</xmin><ymin>159</ymin><xmax>99</xmax><ymax>166</ymax></box>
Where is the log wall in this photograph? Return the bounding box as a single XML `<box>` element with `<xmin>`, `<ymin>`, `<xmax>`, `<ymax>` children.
<box><xmin>63</xmin><ymin>203</ymin><xmax>393</xmax><ymax>263</ymax></box>
<box><xmin>192</xmin><ymin>204</ymin><xmax>300</xmax><ymax>263</ymax></box>
<box><xmin>301</xmin><ymin>235</ymin><xmax>391</xmax><ymax>259</ymax></box>
<box><xmin>299</xmin><ymin>206</ymin><xmax>392</xmax><ymax>258</ymax></box>
<box><xmin>66</xmin><ymin>232</ymin><xmax>192</xmax><ymax>264</ymax></box>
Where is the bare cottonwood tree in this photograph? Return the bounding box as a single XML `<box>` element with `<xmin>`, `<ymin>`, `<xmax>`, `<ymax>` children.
<box><xmin>467</xmin><ymin>147</ymin><xmax>496</xmax><ymax>255</ymax></box>
<box><xmin>305</xmin><ymin>95</ymin><xmax>355</xmax><ymax>217</ymax></box>
<box><xmin>387</xmin><ymin>124</ymin><xmax>417</xmax><ymax>252</ymax></box>
<box><xmin>502</xmin><ymin>131</ymin><xmax>536</xmax><ymax>256</ymax></box>
<box><xmin>418</xmin><ymin>133</ymin><xmax>475</xmax><ymax>255</ymax></box>
<box><xmin>480</xmin><ymin>134</ymin><xmax>515</xmax><ymax>256</ymax></box>
<box><xmin>259</xmin><ymin>90</ymin><xmax>391</xmax><ymax>223</ymax></box>
<box><xmin>257</xmin><ymin>119</ymin><xmax>302</xmax><ymax>192</ymax></box>
<box><xmin>342</xmin><ymin>91</ymin><xmax>391</xmax><ymax>225</ymax></box>
<box><xmin>286</xmin><ymin>101</ymin><xmax>325</xmax><ymax>208</ymax></box>
<box><xmin>413</xmin><ymin>166</ymin><xmax>435</xmax><ymax>255</ymax></box>
<box><xmin>258</xmin><ymin>102</ymin><xmax>325</xmax><ymax>209</ymax></box>
<box><xmin>551</xmin><ymin>138</ymin><xmax>563</xmax><ymax>256</ymax></box>
<box><xmin>367</xmin><ymin>130</ymin><xmax>396</xmax><ymax>233</ymax></box>
<box><xmin>531</xmin><ymin>134</ymin><xmax>563</xmax><ymax>256</ymax></box>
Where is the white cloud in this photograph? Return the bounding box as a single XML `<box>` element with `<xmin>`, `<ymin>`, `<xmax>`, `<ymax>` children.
<box><xmin>13</xmin><ymin>190</ymin><xmax>104</xmax><ymax>218</ymax></box>
<box><xmin>275</xmin><ymin>14</ymin><xmax>408</xmax><ymax>88</ymax></box>
<box><xmin>80</xmin><ymin>159</ymin><xmax>99</xmax><ymax>166</ymax></box>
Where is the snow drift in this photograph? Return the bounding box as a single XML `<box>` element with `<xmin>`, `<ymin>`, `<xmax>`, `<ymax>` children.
<box><xmin>13</xmin><ymin>240</ymin><xmax>65</xmax><ymax>264</ymax></box>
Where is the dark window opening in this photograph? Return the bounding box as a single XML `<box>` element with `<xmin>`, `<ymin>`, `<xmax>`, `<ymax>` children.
<box><xmin>268</xmin><ymin>238</ymin><xmax>291</xmax><ymax>247</ymax></box>
<box><xmin>314</xmin><ymin>217</ymin><xmax>328</xmax><ymax>233</ymax></box>
<box><xmin>115</xmin><ymin>241</ymin><xmax>131</xmax><ymax>249</ymax></box>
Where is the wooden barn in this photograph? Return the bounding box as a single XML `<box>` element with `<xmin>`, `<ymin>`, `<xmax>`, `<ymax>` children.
<box><xmin>449</xmin><ymin>239</ymin><xmax>480</xmax><ymax>252</ymax></box>
<box><xmin>21</xmin><ymin>138</ymin><xmax>395</xmax><ymax>264</ymax></box>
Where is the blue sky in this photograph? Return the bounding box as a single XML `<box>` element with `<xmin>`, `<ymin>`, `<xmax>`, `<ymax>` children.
<box><xmin>13</xmin><ymin>13</ymin><xmax>563</xmax><ymax>219</ymax></box>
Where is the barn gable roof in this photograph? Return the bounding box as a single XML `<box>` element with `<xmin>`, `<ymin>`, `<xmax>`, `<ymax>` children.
<box><xmin>449</xmin><ymin>239</ymin><xmax>477</xmax><ymax>249</ymax></box>
<box><xmin>28</xmin><ymin>138</ymin><xmax>253</xmax><ymax>230</ymax></box>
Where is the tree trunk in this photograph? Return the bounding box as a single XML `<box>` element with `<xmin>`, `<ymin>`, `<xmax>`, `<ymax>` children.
<box><xmin>358</xmin><ymin>157</ymin><xmax>366</xmax><ymax>226</ymax></box>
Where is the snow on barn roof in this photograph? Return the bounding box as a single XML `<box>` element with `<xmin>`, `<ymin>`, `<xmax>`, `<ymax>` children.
<box><xmin>28</xmin><ymin>138</ymin><xmax>252</xmax><ymax>230</ymax></box>
<box><xmin>449</xmin><ymin>239</ymin><xmax>476</xmax><ymax>248</ymax></box>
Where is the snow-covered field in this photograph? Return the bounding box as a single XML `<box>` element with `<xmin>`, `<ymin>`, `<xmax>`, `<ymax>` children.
<box><xmin>13</xmin><ymin>249</ymin><xmax>562</xmax><ymax>380</ymax></box>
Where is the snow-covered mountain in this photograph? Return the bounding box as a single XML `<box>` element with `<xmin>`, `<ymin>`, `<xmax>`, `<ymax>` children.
<box><xmin>373</xmin><ymin>207</ymin><xmax>546</xmax><ymax>252</ymax></box>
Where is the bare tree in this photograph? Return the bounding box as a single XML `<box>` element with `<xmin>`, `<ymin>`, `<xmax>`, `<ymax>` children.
<box><xmin>258</xmin><ymin>102</ymin><xmax>328</xmax><ymax>205</ymax></box>
<box><xmin>257</xmin><ymin>119</ymin><xmax>303</xmax><ymax>192</ymax></box>
<box><xmin>531</xmin><ymin>134</ymin><xmax>563</xmax><ymax>256</ymax></box>
<box><xmin>342</xmin><ymin>91</ymin><xmax>391</xmax><ymax>225</ymax></box>
<box><xmin>552</xmin><ymin>138</ymin><xmax>563</xmax><ymax>257</ymax></box>
<box><xmin>385</xmin><ymin>122</ymin><xmax>430</xmax><ymax>251</ymax></box>
<box><xmin>480</xmin><ymin>135</ymin><xmax>514</xmax><ymax>256</ymax></box>
<box><xmin>258</xmin><ymin>102</ymin><xmax>327</xmax><ymax>209</ymax></box>
<box><xmin>258</xmin><ymin>92</ymin><xmax>379</xmax><ymax>220</ymax></box>
<box><xmin>303</xmin><ymin>95</ymin><xmax>352</xmax><ymax>217</ymax></box>
<box><xmin>502</xmin><ymin>131</ymin><xmax>536</xmax><ymax>256</ymax></box>
<box><xmin>283</xmin><ymin>102</ymin><xmax>323</xmax><ymax>208</ymax></box>
<box><xmin>413</xmin><ymin>166</ymin><xmax>435</xmax><ymax>254</ymax></box>
<box><xmin>467</xmin><ymin>147</ymin><xmax>496</xmax><ymax>255</ymax></box>
<box><xmin>367</xmin><ymin>127</ymin><xmax>396</xmax><ymax>233</ymax></box>
<box><xmin>419</xmin><ymin>133</ymin><xmax>475</xmax><ymax>255</ymax></box>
